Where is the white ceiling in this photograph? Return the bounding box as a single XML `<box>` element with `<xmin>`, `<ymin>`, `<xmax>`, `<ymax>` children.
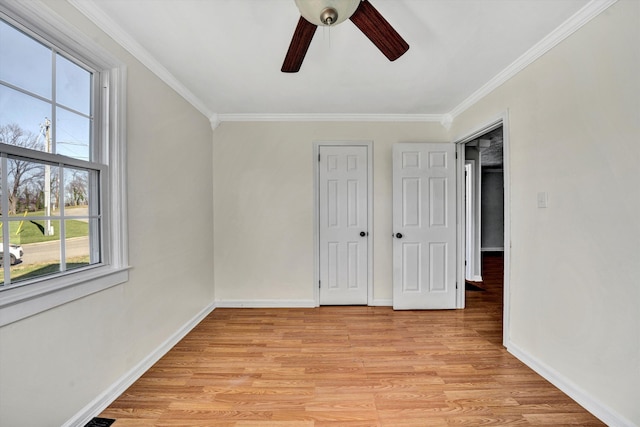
<box><xmin>69</xmin><ymin>0</ymin><xmax>598</xmax><ymax>121</ymax></box>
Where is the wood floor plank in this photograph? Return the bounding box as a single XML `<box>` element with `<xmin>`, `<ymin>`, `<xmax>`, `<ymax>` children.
<box><xmin>100</xmin><ymin>253</ymin><xmax>604</xmax><ymax>426</ymax></box>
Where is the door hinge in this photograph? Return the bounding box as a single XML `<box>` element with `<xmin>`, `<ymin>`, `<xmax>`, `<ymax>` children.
<box><xmin>318</xmin><ymin>153</ymin><xmax>321</xmax><ymax>162</ymax></box>
<box><xmin>456</xmin><ymin>282</ymin><xmax>458</xmax><ymax>289</ymax></box>
<box><xmin>319</xmin><ymin>280</ymin><xmax>321</xmax><ymax>288</ymax></box>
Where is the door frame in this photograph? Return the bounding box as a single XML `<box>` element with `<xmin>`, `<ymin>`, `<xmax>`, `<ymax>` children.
<box><xmin>465</xmin><ymin>159</ymin><xmax>478</xmax><ymax>282</ymax></box>
<box><xmin>454</xmin><ymin>112</ymin><xmax>511</xmax><ymax>346</ymax></box>
<box><xmin>465</xmin><ymin>149</ymin><xmax>483</xmax><ymax>282</ymax></box>
<box><xmin>313</xmin><ymin>141</ymin><xmax>373</xmax><ymax>307</ymax></box>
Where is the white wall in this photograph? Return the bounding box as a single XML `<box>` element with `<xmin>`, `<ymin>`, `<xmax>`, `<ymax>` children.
<box><xmin>0</xmin><ymin>2</ymin><xmax>215</xmax><ymax>426</ymax></box>
<box><xmin>450</xmin><ymin>1</ymin><xmax>639</xmax><ymax>423</ymax></box>
<box><xmin>212</xmin><ymin>121</ymin><xmax>448</xmax><ymax>305</ymax></box>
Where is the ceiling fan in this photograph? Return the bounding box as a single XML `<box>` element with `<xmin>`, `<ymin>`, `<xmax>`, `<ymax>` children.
<box><xmin>282</xmin><ymin>0</ymin><xmax>409</xmax><ymax>73</ymax></box>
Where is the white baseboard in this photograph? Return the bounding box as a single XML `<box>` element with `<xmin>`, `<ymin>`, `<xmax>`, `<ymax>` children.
<box><xmin>507</xmin><ymin>341</ymin><xmax>636</xmax><ymax>427</ymax></box>
<box><xmin>62</xmin><ymin>302</ymin><xmax>216</xmax><ymax>427</ymax></box>
<box><xmin>214</xmin><ymin>299</ymin><xmax>316</xmax><ymax>308</ymax></box>
<box><xmin>370</xmin><ymin>298</ymin><xmax>392</xmax><ymax>306</ymax></box>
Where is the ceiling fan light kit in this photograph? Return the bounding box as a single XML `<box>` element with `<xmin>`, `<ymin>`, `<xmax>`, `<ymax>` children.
<box><xmin>294</xmin><ymin>0</ymin><xmax>361</xmax><ymax>26</ymax></box>
<box><xmin>283</xmin><ymin>0</ymin><xmax>410</xmax><ymax>73</ymax></box>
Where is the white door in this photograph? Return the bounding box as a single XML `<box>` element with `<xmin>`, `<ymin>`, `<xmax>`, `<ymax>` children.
<box><xmin>319</xmin><ymin>145</ymin><xmax>369</xmax><ymax>305</ymax></box>
<box><xmin>392</xmin><ymin>143</ymin><xmax>457</xmax><ymax>309</ymax></box>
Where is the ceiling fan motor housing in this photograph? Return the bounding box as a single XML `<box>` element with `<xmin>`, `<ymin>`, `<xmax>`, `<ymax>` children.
<box><xmin>320</xmin><ymin>7</ymin><xmax>338</xmax><ymax>25</ymax></box>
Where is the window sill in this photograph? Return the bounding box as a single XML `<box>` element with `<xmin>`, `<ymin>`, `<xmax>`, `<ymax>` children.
<box><xmin>0</xmin><ymin>265</ymin><xmax>130</xmax><ymax>327</ymax></box>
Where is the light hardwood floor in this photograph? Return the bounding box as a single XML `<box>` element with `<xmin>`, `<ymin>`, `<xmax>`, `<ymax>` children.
<box><xmin>100</xmin><ymin>254</ymin><xmax>604</xmax><ymax>426</ymax></box>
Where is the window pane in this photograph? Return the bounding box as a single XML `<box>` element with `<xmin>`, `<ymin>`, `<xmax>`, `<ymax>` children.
<box><xmin>0</xmin><ymin>228</ymin><xmax>3</xmax><ymax>285</ymax></box>
<box><xmin>0</xmin><ymin>19</ymin><xmax>51</xmax><ymax>99</ymax></box>
<box><xmin>0</xmin><ymin>85</ymin><xmax>51</xmax><ymax>140</ymax></box>
<box><xmin>65</xmin><ymin>218</ymin><xmax>96</xmax><ymax>270</ymax></box>
<box><xmin>64</xmin><ymin>167</ymin><xmax>90</xmax><ymax>209</ymax></box>
<box><xmin>56</xmin><ymin>54</ymin><xmax>91</xmax><ymax>115</ymax></box>
<box><xmin>0</xmin><ymin>158</ymin><xmax>3</xmax><ymax>217</ymax></box>
<box><xmin>10</xmin><ymin>218</ymin><xmax>60</xmax><ymax>284</ymax></box>
<box><xmin>56</xmin><ymin>107</ymin><xmax>90</xmax><ymax>160</ymax></box>
<box><xmin>0</xmin><ymin>228</ymin><xmax>27</xmax><ymax>284</ymax></box>
<box><xmin>6</xmin><ymin>158</ymin><xmax>58</xmax><ymax>218</ymax></box>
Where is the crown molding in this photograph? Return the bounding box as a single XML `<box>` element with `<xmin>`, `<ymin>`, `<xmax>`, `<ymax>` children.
<box><xmin>447</xmin><ymin>0</ymin><xmax>618</xmax><ymax>119</ymax></box>
<box><xmin>209</xmin><ymin>113</ymin><xmax>220</xmax><ymax>131</ymax></box>
<box><xmin>216</xmin><ymin>113</ymin><xmax>444</xmax><ymax>123</ymax></box>
<box><xmin>68</xmin><ymin>0</ymin><xmax>213</xmax><ymax>119</ymax></box>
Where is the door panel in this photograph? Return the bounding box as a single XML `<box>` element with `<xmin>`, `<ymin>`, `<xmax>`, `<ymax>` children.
<box><xmin>319</xmin><ymin>146</ymin><xmax>368</xmax><ymax>305</ymax></box>
<box><xmin>393</xmin><ymin>143</ymin><xmax>457</xmax><ymax>309</ymax></box>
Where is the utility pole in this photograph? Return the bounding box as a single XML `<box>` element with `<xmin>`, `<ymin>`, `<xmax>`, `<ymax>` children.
<box><xmin>43</xmin><ymin>118</ymin><xmax>53</xmax><ymax>236</ymax></box>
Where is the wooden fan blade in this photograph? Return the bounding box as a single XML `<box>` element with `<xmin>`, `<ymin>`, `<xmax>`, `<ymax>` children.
<box><xmin>349</xmin><ymin>0</ymin><xmax>409</xmax><ymax>61</ymax></box>
<box><xmin>282</xmin><ymin>17</ymin><xmax>317</xmax><ymax>73</ymax></box>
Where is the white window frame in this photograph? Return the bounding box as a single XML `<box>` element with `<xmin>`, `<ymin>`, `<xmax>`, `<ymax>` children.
<box><xmin>0</xmin><ymin>1</ymin><xmax>129</xmax><ymax>327</ymax></box>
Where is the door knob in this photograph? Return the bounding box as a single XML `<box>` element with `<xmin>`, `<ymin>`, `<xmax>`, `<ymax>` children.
<box><xmin>360</xmin><ymin>231</ymin><xmax>367</xmax><ymax>237</ymax></box>
<box><xmin>396</xmin><ymin>233</ymin><xmax>403</xmax><ymax>238</ymax></box>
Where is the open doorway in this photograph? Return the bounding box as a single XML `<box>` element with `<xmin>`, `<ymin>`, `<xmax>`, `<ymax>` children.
<box><xmin>465</xmin><ymin>126</ymin><xmax>504</xmax><ymax>288</ymax></box>
<box><xmin>456</xmin><ymin>118</ymin><xmax>510</xmax><ymax>346</ymax></box>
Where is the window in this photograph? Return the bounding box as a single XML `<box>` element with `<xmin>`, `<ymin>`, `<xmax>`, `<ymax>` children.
<box><xmin>0</xmin><ymin>3</ymin><xmax>128</xmax><ymax>326</ymax></box>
